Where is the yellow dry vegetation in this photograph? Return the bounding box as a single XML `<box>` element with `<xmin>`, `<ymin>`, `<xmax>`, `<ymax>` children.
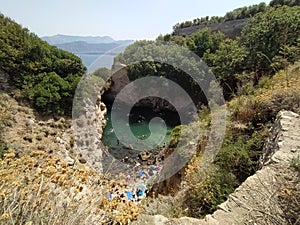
<box><xmin>0</xmin><ymin>149</ymin><xmax>140</xmax><ymax>225</ymax></box>
<box><xmin>229</xmin><ymin>62</ymin><xmax>300</xmax><ymax>124</ymax></box>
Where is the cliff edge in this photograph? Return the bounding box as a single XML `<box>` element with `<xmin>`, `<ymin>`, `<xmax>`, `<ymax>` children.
<box><xmin>132</xmin><ymin>110</ymin><xmax>300</xmax><ymax>224</ymax></box>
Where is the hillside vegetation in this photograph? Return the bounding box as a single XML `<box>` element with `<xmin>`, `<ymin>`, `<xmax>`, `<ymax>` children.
<box><xmin>0</xmin><ymin>1</ymin><xmax>299</xmax><ymax>224</ymax></box>
<box><xmin>173</xmin><ymin>0</ymin><xmax>300</xmax><ymax>36</ymax></box>
<box><xmin>0</xmin><ymin>14</ymin><xmax>86</xmax><ymax>115</ymax></box>
<box><xmin>115</xmin><ymin>3</ymin><xmax>300</xmax><ymax>221</ymax></box>
<box><xmin>120</xmin><ymin>5</ymin><xmax>300</xmax><ymax>100</ymax></box>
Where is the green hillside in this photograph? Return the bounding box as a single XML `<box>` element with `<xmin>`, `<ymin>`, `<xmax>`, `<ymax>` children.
<box><xmin>173</xmin><ymin>0</ymin><xmax>300</xmax><ymax>37</ymax></box>
<box><xmin>0</xmin><ymin>14</ymin><xmax>86</xmax><ymax>115</ymax></box>
<box><xmin>123</xmin><ymin>5</ymin><xmax>300</xmax><ymax>100</ymax></box>
<box><xmin>114</xmin><ymin>3</ymin><xmax>300</xmax><ymax>220</ymax></box>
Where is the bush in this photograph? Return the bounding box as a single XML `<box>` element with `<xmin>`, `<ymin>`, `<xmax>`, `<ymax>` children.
<box><xmin>0</xmin><ymin>14</ymin><xmax>86</xmax><ymax>116</ymax></box>
<box><xmin>184</xmin><ymin>165</ymin><xmax>236</xmax><ymax>217</ymax></box>
<box><xmin>0</xmin><ymin>151</ymin><xmax>140</xmax><ymax>225</ymax></box>
<box><xmin>291</xmin><ymin>155</ymin><xmax>300</xmax><ymax>173</ymax></box>
<box><xmin>278</xmin><ymin>155</ymin><xmax>300</xmax><ymax>224</ymax></box>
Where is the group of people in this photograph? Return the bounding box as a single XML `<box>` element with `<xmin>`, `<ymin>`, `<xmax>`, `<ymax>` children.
<box><xmin>108</xmin><ymin>182</ymin><xmax>148</xmax><ymax>204</ymax></box>
<box><xmin>107</xmin><ymin>161</ymin><xmax>163</xmax><ymax>204</ymax></box>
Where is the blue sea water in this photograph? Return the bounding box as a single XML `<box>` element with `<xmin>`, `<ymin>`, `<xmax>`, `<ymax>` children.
<box><xmin>76</xmin><ymin>53</ymin><xmax>116</xmax><ymax>69</ymax></box>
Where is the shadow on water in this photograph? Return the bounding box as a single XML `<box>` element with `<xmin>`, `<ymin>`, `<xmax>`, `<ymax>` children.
<box><xmin>102</xmin><ymin>106</ymin><xmax>180</xmax><ymax>161</ymax></box>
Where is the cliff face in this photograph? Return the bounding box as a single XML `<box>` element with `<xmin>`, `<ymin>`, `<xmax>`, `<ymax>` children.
<box><xmin>102</xmin><ymin>64</ymin><xmax>186</xmax><ymax>112</ymax></box>
<box><xmin>175</xmin><ymin>18</ymin><xmax>247</xmax><ymax>39</ymax></box>
<box><xmin>132</xmin><ymin>110</ymin><xmax>300</xmax><ymax>224</ymax></box>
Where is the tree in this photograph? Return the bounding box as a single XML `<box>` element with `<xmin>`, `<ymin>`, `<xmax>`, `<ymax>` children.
<box><xmin>33</xmin><ymin>72</ymin><xmax>69</xmax><ymax>114</ymax></box>
<box><xmin>270</xmin><ymin>0</ymin><xmax>300</xmax><ymax>7</ymax></box>
<box><xmin>185</xmin><ymin>28</ymin><xmax>225</xmax><ymax>58</ymax></box>
<box><xmin>0</xmin><ymin>13</ymin><xmax>86</xmax><ymax>115</ymax></box>
<box><xmin>240</xmin><ymin>6</ymin><xmax>300</xmax><ymax>77</ymax></box>
<box><xmin>116</xmin><ymin>40</ymin><xmax>211</xmax><ymax>105</ymax></box>
<box><xmin>203</xmin><ymin>39</ymin><xmax>248</xmax><ymax>98</ymax></box>
<box><xmin>93</xmin><ymin>67</ymin><xmax>111</xmax><ymax>81</ymax></box>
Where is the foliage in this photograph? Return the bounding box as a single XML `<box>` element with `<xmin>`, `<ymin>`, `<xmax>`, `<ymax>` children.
<box><xmin>203</xmin><ymin>39</ymin><xmax>248</xmax><ymax>98</ymax></box>
<box><xmin>0</xmin><ymin>13</ymin><xmax>86</xmax><ymax>115</ymax></box>
<box><xmin>184</xmin><ymin>165</ymin><xmax>236</xmax><ymax>217</ymax></box>
<box><xmin>172</xmin><ymin>2</ymin><xmax>268</xmax><ymax>33</ymax></box>
<box><xmin>172</xmin><ymin>1</ymin><xmax>299</xmax><ymax>34</ymax></box>
<box><xmin>240</xmin><ymin>6</ymin><xmax>300</xmax><ymax>77</ymax></box>
<box><xmin>116</xmin><ymin>40</ymin><xmax>209</xmax><ymax>105</ymax></box>
<box><xmin>278</xmin><ymin>155</ymin><xmax>300</xmax><ymax>225</ymax></box>
<box><xmin>120</xmin><ymin>6</ymin><xmax>300</xmax><ymax>102</ymax></box>
<box><xmin>92</xmin><ymin>67</ymin><xmax>112</xmax><ymax>81</ymax></box>
<box><xmin>177</xmin><ymin>61</ymin><xmax>300</xmax><ymax>218</ymax></box>
<box><xmin>224</xmin><ymin>2</ymin><xmax>267</xmax><ymax>21</ymax></box>
<box><xmin>291</xmin><ymin>155</ymin><xmax>300</xmax><ymax>173</ymax></box>
<box><xmin>176</xmin><ymin>5</ymin><xmax>300</xmax><ymax>99</ymax></box>
<box><xmin>185</xmin><ymin>28</ymin><xmax>225</xmax><ymax>58</ymax></box>
<box><xmin>270</xmin><ymin>0</ymin><xmax>300</xmax><ymax>7</ymax></box>
<box><xmin>169</xmin><ymin>125</ymin><xmax>182</xmax><ymax>148</ymax></box>
<box><xmin>230</xmin><ymin>62</ymin><xmax>300</xmax><ymax>125</ymax></box>
<box><xmin>156</xmin><ymin>34</ymin><xmax>186</xmax><ymax>46</ymax></box>
<box><xmin>215</xmin><ymin>130</ymin><xmax>266</xmax><ymax>182</ymax></box>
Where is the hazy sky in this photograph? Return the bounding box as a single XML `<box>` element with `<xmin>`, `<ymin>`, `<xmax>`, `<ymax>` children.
<box><xmin>0</xmin><ymin>0</ymin><xmax>270</xmax><ymax>40</ymax></box>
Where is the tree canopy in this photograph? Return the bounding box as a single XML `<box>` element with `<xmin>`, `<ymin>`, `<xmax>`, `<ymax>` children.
<box><xmin>0</xmin><ymin>13</ymin><xmax>86</xmax><ymax>115</ymax></box>
<box><xmin>118</xmin><ymin>5</ymin><xmax>300</xmax><ymax>102</ymax></box>
<box><xmin>240</xmin><ymin>6</ymin><xmax>300</xmax><ymax>76</ymax></box>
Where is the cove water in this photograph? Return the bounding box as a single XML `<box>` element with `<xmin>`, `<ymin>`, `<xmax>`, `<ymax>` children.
<box><xmin>102</xmin><ymin>107</ymin><xmax>180</xmax><ymax>160</ymax></box>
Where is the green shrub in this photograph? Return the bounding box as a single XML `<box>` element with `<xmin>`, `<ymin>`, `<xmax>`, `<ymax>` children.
<box><xmin>215</xmin><ymin>130</ymin><xmax>266</xmax><ymax>182</ymax></box>
<box><xmin>0</xmin><ymin>143</ymin><xmax>7</xmax><ymax>159</ymax></box>
<box><xmin>0</xmin><ymin>14</ymin><xmax>86</xmax><ymax>116</ymax></box>
<box><xmin>291</xmin><ymin>155</ymin><xmax>300</xmax><ymax>173</ymax></box>
<box><xmin>184</xmin><ymin>165</ymin><xmax>236</xmax><ymax>217</ymax></box>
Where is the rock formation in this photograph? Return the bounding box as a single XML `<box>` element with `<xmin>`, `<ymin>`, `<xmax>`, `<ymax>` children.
<box><xmin>175</xmin><ymin>18</ymin><xmax>247</xmax><ymax>39</ymax></box>
<box><xmin>102</xmin><ymin>63</ymin><xmax>188</xmax><ymax>112</ymax></box>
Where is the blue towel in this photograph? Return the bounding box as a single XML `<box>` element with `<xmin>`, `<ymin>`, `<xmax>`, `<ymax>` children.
<box><xmin>108</xmin><ymin>193</ymin><xmax>113</xmax><ymax>199</ymax></box>
<box><xmin>126</xmin><ymin>191</ymin><xmax>133</xmax><ymax>200</ymax></box>
<box><xmin>138</xmin><ymin>171</ymin><xmax>143</xmax><ymax>177</ymax></box>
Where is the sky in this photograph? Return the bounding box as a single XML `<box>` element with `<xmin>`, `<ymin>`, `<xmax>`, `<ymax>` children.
<box><xmin>0</xmin><ymin>0</ymin><xmax>270</xmax><ymax>40</ymax></box>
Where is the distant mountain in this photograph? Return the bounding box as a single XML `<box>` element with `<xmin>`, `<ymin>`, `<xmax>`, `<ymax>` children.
<box><xmin>41</xmin><ymin>35</ymin><xmax>134</xmax><ymax>68</ymax></box>
<box><xmin>41</xmin><ymin>34</ymin><xmax>115</xmax><ymax>45</ymax></box>
<box><xmin>56</xmin><ymin>41</ymin><xmax>133</xmax><ymax>54</ymax></box>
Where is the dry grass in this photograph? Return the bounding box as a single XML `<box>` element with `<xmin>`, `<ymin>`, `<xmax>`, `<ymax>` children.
<box><xmin>0</xmin><ymin>148</ymin><xmax>140</xmax><ymax>225</ymax></box>
<box><xmin>229</xmin><ymin>61</ymin><xmax>300</xmax><ymax>124</ymax></box>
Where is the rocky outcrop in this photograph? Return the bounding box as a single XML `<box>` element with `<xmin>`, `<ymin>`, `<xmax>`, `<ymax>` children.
<box><xmin>176</xmin><ymin>18</ymin><xmax>248</xmax><ymax>39</ymax></box>
<box><xmin>72</xmin><ymin>85</ymin><xmax>108</xmax><ymax>172</ymax></box>
<box><xmin>102</xmin><ymin>63</ymin><xmax>180</xmax><ymax>112</ymax></box>
<box><xmin>102</xmin><ymin>63</ymin><xmax>130</xmax><ymax>104</ymax></box>
<box><xmin>132</xmin><ymin>110</ymin><xmax>300</xmax><ymax>224</ymax></box>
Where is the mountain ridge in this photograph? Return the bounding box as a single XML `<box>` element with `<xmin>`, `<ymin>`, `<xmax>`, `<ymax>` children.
<box><xmin>41</xmin><ymin>34</ymin><xmax>116</xmax><ymax>45</ymax></box>
<box><xmin>55</xmin><ymin>40</ymin><xmax>134</xmax><ymax>54</ymax></box>
<box><xmin>41</xmin><ymin>34</ymin><xmax>134</xmax><ymax>68</ymax></box>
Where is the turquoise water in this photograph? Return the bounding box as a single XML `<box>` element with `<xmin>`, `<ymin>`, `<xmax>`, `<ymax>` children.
<box><xmin>102</xmin><ymin>107</ymin><xmax>180</xmax><ymax>160</ymax></box>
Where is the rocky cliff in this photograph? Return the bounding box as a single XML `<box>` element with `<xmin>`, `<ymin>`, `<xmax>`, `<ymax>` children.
<box><xmin>102</xmin><ymin>64</ymin><xmax>191</xmax><ymax>112</ymax></box>
<box><xmin>131</xmin><ymin>110</ymin><xmax>300</xmax><ymax>224</ymax></box>
<box><xmin>175</xmin><ymin>19</ymin><xmax>247</xmax><ymax>39</ymax></box>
